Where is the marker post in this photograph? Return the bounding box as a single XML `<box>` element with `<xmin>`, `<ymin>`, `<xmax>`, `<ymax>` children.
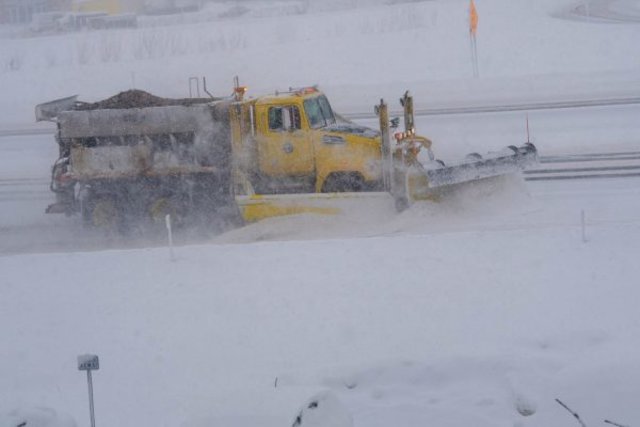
<box><xmin>78</xmin><ymin>354</ymin><xmax>100</xmax><ymax>427</ymax></box>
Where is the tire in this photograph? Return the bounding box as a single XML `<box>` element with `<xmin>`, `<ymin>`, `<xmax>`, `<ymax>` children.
<box><xmin>78</xmin><ymin>193</ymin><xmax>123</xmax><ymax>232</ymax></box>
<box><xmin>395</xmin><ymin>196</ymin><xmax>410</xmax><ymax>212</ymax></box>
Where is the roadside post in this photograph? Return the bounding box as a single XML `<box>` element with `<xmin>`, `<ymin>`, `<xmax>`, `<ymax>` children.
<box><xmin>77</xmin><ymin>354</ymin><xmax>99</xmax><ymax>427</ymax></box>
<box><xmin>165</xmin><ymin>214</ymin><xmax>176</xmax><ymax>261</ymax></box>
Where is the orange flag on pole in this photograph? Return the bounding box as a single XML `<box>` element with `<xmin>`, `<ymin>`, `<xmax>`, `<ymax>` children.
<box><xmin>469</xmin><ymin>0</ymin><xmax>479</xmax><ymax>35</ymax></box>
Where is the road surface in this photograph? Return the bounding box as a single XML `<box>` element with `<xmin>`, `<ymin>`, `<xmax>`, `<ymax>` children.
<box><xmin>1</xmin><ymin>103</ymin><xmax>639</xmax><ymax>255</ymax></box>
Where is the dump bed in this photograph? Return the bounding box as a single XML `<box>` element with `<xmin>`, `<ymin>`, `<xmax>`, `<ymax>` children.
<box><xmin>59</xmin><ymin>103</ymin><xmax>232</xmax><ymax>180</ymax></box>
<box><xmin>39</xmin><ymin>90</ymin><xmax>242</xmax><ymax>228</ymax></box>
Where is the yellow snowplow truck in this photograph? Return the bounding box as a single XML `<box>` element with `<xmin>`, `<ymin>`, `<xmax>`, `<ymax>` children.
<box><xmin>36</xmin><ymin>83</ymin><xmax>537</xmax><ymax>230</ymax></box>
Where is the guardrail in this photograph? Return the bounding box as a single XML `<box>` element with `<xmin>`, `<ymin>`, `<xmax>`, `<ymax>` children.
<box><xmin>525</xmin><ymin>151</ymin><xmax>640</xmax><ymax>181</ymax></box>
<box><xmin>344</xmin><ymin>96</ymin><xmax>640</xmax><ymax>119</ymax></box>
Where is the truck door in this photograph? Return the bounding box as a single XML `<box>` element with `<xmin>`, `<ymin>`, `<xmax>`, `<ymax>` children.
<box><xmin>258</xmin><ymin>105</ymin><xmax>315</xmax><ymax>177</ymax></box>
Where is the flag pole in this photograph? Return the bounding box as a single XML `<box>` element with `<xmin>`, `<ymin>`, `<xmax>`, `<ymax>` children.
<box><xmin>470</xmin><ymin>33</ymin><xmax>479</xmax><ymax>78</ymax></box>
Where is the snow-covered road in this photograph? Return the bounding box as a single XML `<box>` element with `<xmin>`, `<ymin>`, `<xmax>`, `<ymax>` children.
<box><xmin>559</xmin><ymin>0</ymin><xmax>640</xmax><ymax>23</ymax></box>
<box><xmin>1</xmin><ymin>102</ymin><xmax>638</xmax><ymax>255</ymax></box>
<box><xmin>1</xmin><ymin>135</ymin><xmax>639</xmax><ymax>255</ymax></box>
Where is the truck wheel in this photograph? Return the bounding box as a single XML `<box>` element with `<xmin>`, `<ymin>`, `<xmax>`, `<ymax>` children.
<box><xmin>322</xmin><ymin>173</ymin><xmax>365</xmax><ymax>193</ymax></box>
<box><xmin>149</xmin><ymin>197</ymin><xmax>179</xmax><ymax>225</ymax></box>
<box><xmin>80</xmin><ymin>199</ymin><xmax>93</xmax><ymax>227</ymax></box>
<box><xmin>395</xmin><ymin>196</ymin><xmax>410</xmax><ymax>212</ymax></box>
<box><xmin>91</xmin><ymin>196</ymin><xmax>120</xmax><ymax>229</ymax></box>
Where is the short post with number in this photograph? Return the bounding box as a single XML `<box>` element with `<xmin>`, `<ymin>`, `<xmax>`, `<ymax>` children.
<box><xmin>78</xmin><ymin>354</ymin><xmax>99</xmax><ymax>427</ymax></box>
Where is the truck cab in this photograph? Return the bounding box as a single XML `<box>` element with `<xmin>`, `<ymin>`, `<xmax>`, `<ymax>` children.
<box><xmin>243</xmin><ymin>87</ymin><xmax>382</xmax><ymax>194</ymax></box>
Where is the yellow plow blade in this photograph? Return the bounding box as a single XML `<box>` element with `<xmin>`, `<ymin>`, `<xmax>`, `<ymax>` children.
<box><xmin>236</xmin><ymin>192</ymin><xmax>394</xmax><ymax>223</ymax></box>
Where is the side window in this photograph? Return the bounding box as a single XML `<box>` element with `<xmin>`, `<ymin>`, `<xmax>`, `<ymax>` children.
<box><xmin>269</xmin><ymin>107</ymin><xmax>283</xmax><ymax>131</ymax></box>
<box><xmin>268</xmin><ymin>106</ymin><xmax>301</xmax><ymax>132</ymax></box>
<box><xmin>289</xmin><ymin>106</ymin><xmax>301</xmax><ymax>130</ymax></box>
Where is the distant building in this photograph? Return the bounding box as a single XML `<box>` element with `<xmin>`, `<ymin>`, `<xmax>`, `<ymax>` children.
<box><xmin>71</xmin><ymin>0</ymin><xmax>145</xmax><ymax>15</ymax></box>
<box><xmin>0</xmin><ymin>0</ymin><xmax>200</xmax><ymax>24</ymax></box>
<box><xmin>0</xmin><ymin>0</ymin><xmax>66</xmax><ymax>24</ymax></box>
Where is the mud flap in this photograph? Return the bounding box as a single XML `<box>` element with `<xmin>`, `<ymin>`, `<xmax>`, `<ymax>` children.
<box><xmin>46</xmin><ymin>202</ymin><xmax>73</xmax><ymax>214</ymax></box>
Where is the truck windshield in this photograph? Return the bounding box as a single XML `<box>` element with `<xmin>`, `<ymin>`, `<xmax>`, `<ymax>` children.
<box><xmin>303</xmin><ymin>95</ymin><xmax>336</xmax><ymax>129</ymax></box>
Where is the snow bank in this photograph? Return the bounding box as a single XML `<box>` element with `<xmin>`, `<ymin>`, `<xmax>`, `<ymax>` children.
<box><xmin>0</xmin><ymin>408</ymin><xmax>76</xmax><ymax>427</ymax></box>
<box><xmin>183</xmin><ymin>388</ymin><xmax>352</xmax><ymax>427</ymax></box>
<box><xmin>1</xmin><ymin>204</ymin><xmax>640</xmax><ymax>426</ymax></box>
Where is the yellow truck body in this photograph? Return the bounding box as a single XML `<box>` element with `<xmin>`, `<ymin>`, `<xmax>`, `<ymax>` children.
<box><xmin>37</xmin><ymin>85</ymin><xmax>537</xmax><ymax>230</ymax></box>
<box><xmin>231</xmin><ymin>87</ymin><xmax>383</xmax><ymax>196</ymax></box>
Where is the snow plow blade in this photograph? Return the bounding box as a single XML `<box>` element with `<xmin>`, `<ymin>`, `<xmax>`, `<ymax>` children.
<box><xmin>377</xmin><ymin>94</ymin><xmax>539</xmax><ymax>208</ymax></box>
<box><xmin>423</xmin><ymin>143</ymin><xmax>538</xmax><ymax>189</ymax></box>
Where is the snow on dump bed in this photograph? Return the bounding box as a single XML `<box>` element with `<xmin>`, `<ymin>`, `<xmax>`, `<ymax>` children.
<box><xmin>74</xmin><ymin>89</ymin><xmax>216</xmax><ymax>110</ymax></box>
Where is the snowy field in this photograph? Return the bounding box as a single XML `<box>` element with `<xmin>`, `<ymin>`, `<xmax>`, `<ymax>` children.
<box><xmin>1</xmin><ymin>1</ymin><xmax>640</xmax><ymax>427</ymax></box>
<box><xmin>1</xmin><ymin>0</ymin><xmax>640</xmax><ymax>127</ymax></box>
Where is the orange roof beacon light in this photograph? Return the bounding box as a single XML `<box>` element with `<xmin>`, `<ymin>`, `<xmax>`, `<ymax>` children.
<box><xmin>234</xmin><ymin>85</ymin><xmax>248</xmax><ymax>101</ymax></box>
<box><xmin>232</xmin><ymin>75</ymin><xmax>248</xmax><ymax>101</ymax></box>
<box><xmin>290</xmin><ymin>86</ymin><xmax>318</xmax><ymax>96</ymax></box>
